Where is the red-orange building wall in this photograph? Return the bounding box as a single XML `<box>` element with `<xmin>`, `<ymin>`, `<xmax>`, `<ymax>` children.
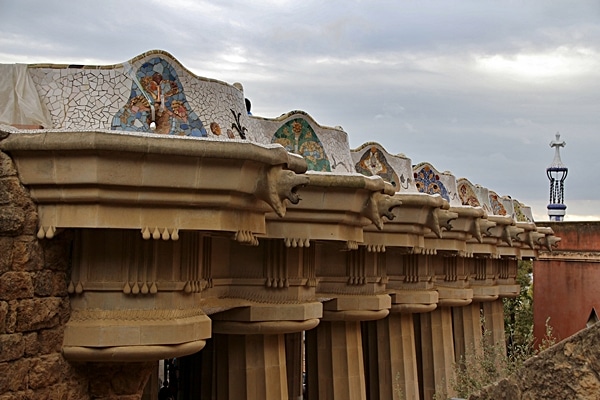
<box><xmin>534</xmin><ymin>222</ymin><xmax>600</xmax><ymax>343</ymax></box>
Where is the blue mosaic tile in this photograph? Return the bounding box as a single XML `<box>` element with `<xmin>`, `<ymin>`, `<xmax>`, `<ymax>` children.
<box><xmin>414</xmin><ymin>165</ymin><xmax>449</xmax><ymax>201</ymax></box>
<box><xmin>111</xmin><ymin>57</ymin><xmax>207</xmax><ymax>137</ymax></box>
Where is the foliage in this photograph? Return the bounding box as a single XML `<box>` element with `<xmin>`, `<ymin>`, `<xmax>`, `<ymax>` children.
<box><xmin>449</xmin><ymin>260</ymin><xmax>556</xmax><ymax>399</ymax></box>
<box><xmin>503</xmin><ymin>260</ymin><xmax>534</xmax><ymax>361</ymax></box>
<box><xmin>451</xmin><ymin>319</ymin><xmax>556</xmax><ymax>398</ymax></box>
<box><xmin>450</xmin><ymin>322</ymin><xmax>502</xmax><ymax>398</ymax></box>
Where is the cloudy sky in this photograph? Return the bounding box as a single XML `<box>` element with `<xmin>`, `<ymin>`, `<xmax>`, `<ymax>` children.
<box><xmin>1</xmin><ymin>0</ymin><xmax>599</xmax><ymax>221</ymax></box>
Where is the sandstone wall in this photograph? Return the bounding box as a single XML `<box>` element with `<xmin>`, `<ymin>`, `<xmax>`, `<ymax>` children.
<box><xmin>0</xmin><ymin>143</ymin><xmax>152</xmax><ymax>399</ymax></box>
<box><xmin>469</xmin><ymin>322</ymin><xmax>600</xmax><ymax>399</ymax></box>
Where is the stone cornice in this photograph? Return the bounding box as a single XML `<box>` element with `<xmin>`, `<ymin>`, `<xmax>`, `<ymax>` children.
<box><xmin>1</xmin><ymin>130</ymin><xmax>309</xmax><ymax>238</ymax></box>
<box><xmin>265</xmin><ymin>173</ymin><xmax>402</xmax><ymax>244</ymax></box>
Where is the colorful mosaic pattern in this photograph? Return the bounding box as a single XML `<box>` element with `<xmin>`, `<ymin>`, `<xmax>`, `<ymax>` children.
<box><xmin>271</xmin><ymin>118</ymin><xmax>331</xmax><ymax>172</ymax></box>
<box><xmin>489</xmin><ymin>192</ymin><xmax>507</xmax><ymax>216</ymax></box>
<box><xmin>414</xmin><ymin>165</ymin><xmax>449</xmax><ymax>201</ymax></box>
<box><xmin>111</xmin><ymin>57</ymin><xmax>207</xmax><ymax>137</ymax></box>
<box><xmin>355</xmin><ymin>146</ymin><xmax>401</xmax><ymax>188</ymax></box>
<box><xmin>458</xmin><ymin>182</ymin><xmax>480</xmax><ymax>207</ymax></box>
<box><xmin>514</xmin><ymin>202</ymin><xmax>530</xmax><ymax>222</ymax></box>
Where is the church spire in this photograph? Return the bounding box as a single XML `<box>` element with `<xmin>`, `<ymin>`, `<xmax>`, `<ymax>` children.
<box><xmin>547</xmin><ymin>133</ymin><xmax>568</xmax><ymax>221</ymax></box>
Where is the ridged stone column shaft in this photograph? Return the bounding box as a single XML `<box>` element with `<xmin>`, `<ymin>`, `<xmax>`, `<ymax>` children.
<box><xmin>363</xmin><ymin>313</ymin><xmax>420</xmax><ymax>400</ymax></box>
<box><xmin>215</xmin><ymin>333</ymin><xmax>288</xmax><ymax>400</ymax></box>
<box><xmin>419</xmin><ymin>307</ymin><xmax>456</xmax><ymax>399</ymax></box>
<box><xmin>453</xmin><ymin>302</ymin><xmax>484</xmax><ymax>366</ymax></box>
<box><xmin>285</xmin><ymin>332</ymin><xmax>303</xmax><ymax>400</ymax></box>
<box><xmin>482</xmin><ymin>299</ymin><xmax>507</xmax><ymax>354</ymax></box>
<box><xmin>306</xmin><ymin>320</ymin><xmax>366</xmax><ymax>400</ymax></box>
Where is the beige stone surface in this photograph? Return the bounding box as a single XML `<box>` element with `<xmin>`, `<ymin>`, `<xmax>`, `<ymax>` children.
<box><xmin>307</xmin><ymin>320</ymin><xmax>367</xmax><ymax>400</ymax></box>
<box><xmin>212</xmin><ymin>302</ymin><xmax>322</xmax><ymax>322</ymax></box>
<box><xmin>482</xmin><ymin>300</ymin><xmax>507</xmax><ymax>350</ymax></box>
<box><xmin>419</xmin><ymin>307</ymin><xmax>456</xmax><ymax>399</ymax></box>
<box><xmin>453</xmin><ymin>303</ymin><xmax>484</xmax><ymax>367</ymax></box>
<box><xmin>1</xmin><ymin>131</ymin><xmax>309</xmax><ymax>237</ymax></box>
<box><xmin>364</xmin><ymin>313</ymin><xmax>420</xmax><ymax>400</ymax></box>
<box><xmin>215</xmin><ymin>333</ymin><xmax>289</xmax><ymax>400</ymax></box>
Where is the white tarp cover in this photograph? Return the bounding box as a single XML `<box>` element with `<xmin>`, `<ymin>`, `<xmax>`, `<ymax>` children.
<box><xmin>0</xmin><ymin>64</ymin><xmax>52</xmax><ymax>128</ymax></box>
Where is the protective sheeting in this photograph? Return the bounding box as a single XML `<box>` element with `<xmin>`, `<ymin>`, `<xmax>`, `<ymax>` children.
<box><xmin>0</xmin><ymin>64</ymin><xmax>52</xmax><ymax>128</ymax></box>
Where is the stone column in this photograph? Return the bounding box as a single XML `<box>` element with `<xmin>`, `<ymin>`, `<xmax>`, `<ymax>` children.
<box><xmin>482</xmin><ymin>299</ymin><xmax>506</xmax><ymax>351</ymax></box>
<box><xmin>306</xmin><ymin>295</ymin><xmax>390</xmax><ymax>400</ymax></box>
<box><xmin>285</xmin><ymin>332</ymin><xmax>304</xmax><ymax>400</ymax></box>
<box><xmin>452</xmin><ymin>302</ymin><xmax>483</xmax><ymax>366</ymax></box>
<box><xmin>363</xmin><ymin>312</ymin><xmax>420</xmax><ymax>400</ymax></box>
<box><xmin>210</xmin><ymin>303</ymin><xmax>320</xmax><ymax>400</ymax></box>
<box><xmin>213</xmin><ymin>332</ymin><xmax>289</xmax><ymax>400</ymax></box>
<box><xmin>418</xmin><ymin>307</ymin><xmax>456</xmax><ymax>400</ymax></box>
<box><xmin>362</xmin><ymin>290</ymin><xmax>438</xmax><ymax>400</ymax></box>
<box><xmin>306</xmin><ymin>320</ymin><xmax>366</xmax><ymax>400</ymax></box>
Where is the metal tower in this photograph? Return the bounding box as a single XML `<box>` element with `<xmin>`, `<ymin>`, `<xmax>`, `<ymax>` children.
<box><xmin>547</xmin><ymin>133</ymin><xmax>568</xmax><ymax>221</ymax></box>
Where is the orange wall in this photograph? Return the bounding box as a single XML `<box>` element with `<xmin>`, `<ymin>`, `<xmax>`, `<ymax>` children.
<box><xmin>534</xmin><ymin>222</ymin><xmax>600</xmax><ymax>343</ymax></box>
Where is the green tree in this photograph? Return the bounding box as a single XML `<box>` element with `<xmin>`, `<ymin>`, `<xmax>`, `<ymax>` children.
<box><xmin>503</xmin><ymin>260</ymin><xmax>534</xmax><ymax>364</ymax></box>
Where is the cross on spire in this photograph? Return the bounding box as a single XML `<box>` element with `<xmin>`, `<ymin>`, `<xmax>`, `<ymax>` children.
<box><xmin>547</xmin><ymin>133</ymin><xmax>568</xmax><ymax>221</ymax></box>
<box><xmin>549</xmin><ymin>132</ymin><xmax>566</xmax><ymax>168</ymax></box>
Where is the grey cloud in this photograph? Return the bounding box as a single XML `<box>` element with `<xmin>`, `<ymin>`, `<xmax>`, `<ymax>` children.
<box><xmin>1</xmin><ymin>0</ymin><xmax>599</xmax><ymax>219</ymax></box>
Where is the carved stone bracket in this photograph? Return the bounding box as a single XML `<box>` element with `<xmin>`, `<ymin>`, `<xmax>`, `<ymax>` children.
<box><xmin>479</xmin><ymin>218</ymin><xmax>496</xmax><ymax>237</ymax></box>
<box><xmin>487</xmin><ymin>215</ymin><xmax>517</xmax><ymax>247</ymax></box>
<box><xmin>361</xmin><ymin>191</ymin><xmax>403</xmax><ymax>230</ymax></box>
<box><xmin>426</xmin><ymin>207</ymin><xmax>458</xmax><ymax>238</ymax></box>
<box><xmin>255</xmin><ymin>165</ymin><xmax>310</xmax><ymax>218</ymax></box>
<box><xmin>537</xmin><ymin>231</ymin><xmax>561</xmax><ymax>251</ymax></box>
<box><xmin>507</xmin><ymin>225</ymin><xmax>525</xmax><ymax>243</ymax></box>
<box><xmin>471</xmin><ymin>218</ymin><xmax>484</xmax><ymax>243</ymax></box>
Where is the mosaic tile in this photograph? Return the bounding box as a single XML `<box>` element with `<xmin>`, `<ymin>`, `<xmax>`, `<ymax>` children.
<box><xmin>111</xmin><ymin>57</ymin><xmax>207</xmax><ymax>137</ymax></box>
<box><xmin>516</xmin><ymin>202</ymin><xmax>534</xmax><ymax>222</ymax></box>
<box><xmin>488</xmin><ymin>191</ymin><xmax>507</xmax><ymax>216</ymax></box>
<box><xmin>271</xmin><ymin>118</ymin><xmax>331</xmax><ymax>172</ymax></box>
<box><xmin>351</xmin><ymin>143</ymin><xmax>415</xmax><ymax>191</ymax></box>
<box><xmin>413</xmin><ymin>163</ymin><xmax>457</xmax><ymax>203</ymax></box>
<box><xmin>457</xmin><ymin>178</ymin><xmax>481</xmax><ymax>208</ymax></box>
